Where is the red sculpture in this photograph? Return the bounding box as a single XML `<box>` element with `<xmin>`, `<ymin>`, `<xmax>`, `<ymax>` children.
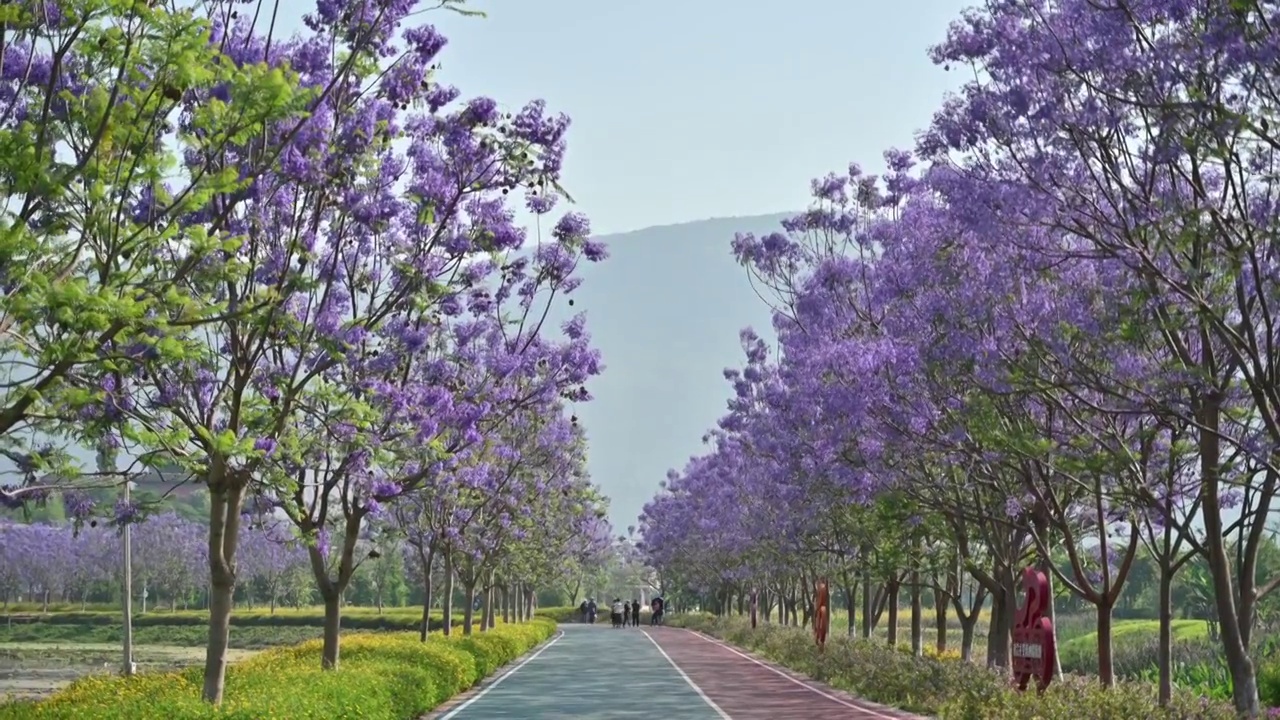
<box><xmin>813</xmin><ymin>578</ymin><xmax>830</xmax><ymax>652</ymax></box>
<box><xmin>1011</xmin><ymin>567</ymin><xmax>1056</xmax><ymax>692</ymax></box>
<box><xmin>750</xmin><ymin>589</ymin><xmax>759</xmax><ymax>629</ymax></box>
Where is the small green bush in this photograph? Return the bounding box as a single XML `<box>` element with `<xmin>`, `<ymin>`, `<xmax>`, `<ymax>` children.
<box><xmin>0</xmin><ymin>618</ymin><xmax>557</xmax><ymax>720</ymax></box>
<box><xmin>669</xmin><ymin>614</ymin><xmax>1238</xmax><ymax>720</ymax></box>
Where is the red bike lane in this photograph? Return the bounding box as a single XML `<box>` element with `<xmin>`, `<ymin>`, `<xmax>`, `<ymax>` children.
<box><xmin>642</xmin><ymin>627</ymin><xmax>928</xmax><ymax>720</ymax></box>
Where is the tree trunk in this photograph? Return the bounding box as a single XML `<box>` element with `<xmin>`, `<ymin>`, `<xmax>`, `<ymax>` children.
<box><xmin>1041</xmin><ymin>556</ymin><xmax>1063</xmax><ymax>680</ymax></box>
<box><xmin>886</xmin><ymin>580</ymin><xmax>899</xmax><ymax>647</ymax></box>
<box><xmin>203</xmin><ymin>573</ymin><xmax>234</xmax><ymax>703</ymax></box>
<box><xmin>463</xmin><ymin>582</ymin><xmax>476</xmax><ymax>635</ymax></box>
<box><xmin>419</xmin><ymin>556</ymin><xmax>435</xmax><ymax>642</ymax></box>
<box><xmin>934</xmin><ymin>594</ymin><xmax>948</xmax><ymax>653</ymax></box>
<box><xmin>485</xmin><ymin>577</ymin><xmax>497</xmax><ymax>630</ymax></box>
<box><xmin>1158</xmin><ymin>566</ymin><xmax>1174</xmax><ymax>706</ymax></box>
<box><xmin>306</xmin><ymin>515</ymin><xmax>362</xmax><ymax>671</ymax></box>
<box><xmin>861</xmin><ymin>569</ymin><xmax>873</xmax><ymax>639</ymax></box>
<box><xmin>985</xmin><ymin>566</ymin><xmax>1015</xmax><ymax>669</ymax></box>
<box><xmin>442</xmin><ymin>555</ymin><xmax>454</xmax><ymax>636</ymax></box>
<box><xmin>201</xmin><ymin>474</ymin><xmax>245</xmax><ymax>705</ymax></box>
<box><xmin>1096</xmin><ymin>602</ymin><xmax>1115</xmax><ymax>686</ymax></box>
<box><xmin>843</xmin><ymin>580</ymin><xmax>857</xmax><ymax>636</ymax></box>
<box><xmin>322</xmin><ymin>593</ymin><xmax>341</xmax><ymax>670</ymax></box>
<box><xmin>1199</xmin><ymin>391</ymin><xmax>1261</xmax><ymax>716</ymax></box>
<box><xmin>960</xmin><ymin>617</ymin><xmax>976</xmax><ymax>662</ymax></box>
<box><xmin>910</xmin><ymin>570</ymin><xmax>923</xmax><ymax>657</ymax></box>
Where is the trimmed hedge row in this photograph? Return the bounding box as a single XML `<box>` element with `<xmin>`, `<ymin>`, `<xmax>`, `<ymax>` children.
<box><xmin>668</xmin><ymin>614</ymin><xmax>1238</xmax><ymax>720</ymax></box>
<box><xmin>536</xmin><ymin>605</ymin><xmax>654</xmax><ymax>624</ymax></box>
<box><xmin>0</xmin><ymin>618</ymin><xmax>557</xmax><ymax>719</ymax></box>
<box><xmin>0</xmin><ymin>608</ymin><xmax>470</xmax><ymax>632</ymax></box>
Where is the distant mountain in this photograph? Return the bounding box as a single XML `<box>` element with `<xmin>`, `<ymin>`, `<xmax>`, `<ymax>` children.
<box><xmin>552</xmin><ymin>212</ymin><xmax>798</xmax><ymax>528</ymax></box>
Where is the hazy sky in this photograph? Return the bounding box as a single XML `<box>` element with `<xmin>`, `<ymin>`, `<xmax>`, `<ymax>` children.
<box><xmin>273</xmin><ymin>0</ymin><xmax>970</xmax><ymax>234</ymax></box>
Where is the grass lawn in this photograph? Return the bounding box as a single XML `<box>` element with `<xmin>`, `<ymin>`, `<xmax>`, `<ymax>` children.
<box><xmin>0</xmin><ymin>604</ymin><xmax>471</xmax><ymax>701</ymax></box>
<box><xmin>1058</xmin><ymin>618</ymin><xmax>1210</xmax><ymax>656</ymax></box>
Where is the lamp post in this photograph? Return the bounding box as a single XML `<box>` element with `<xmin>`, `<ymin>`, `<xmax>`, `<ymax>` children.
<box><xmin>97</xmin><ymin>440</ymin><xmax>135</xmax><ymax>676</ymax></box>
<box><xmin>121</xmin><ymin>475</ymin><xmax>136</xmax><ymax>676</ymax></box>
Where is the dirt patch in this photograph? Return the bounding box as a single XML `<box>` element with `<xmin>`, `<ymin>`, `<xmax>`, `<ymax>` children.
<box><xmin>0</xmin><ymin>644</ymin><xmax>260</xmax><ymax>700</ymax></box>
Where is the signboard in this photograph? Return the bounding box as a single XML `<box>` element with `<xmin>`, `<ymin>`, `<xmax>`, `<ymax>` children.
<box><xmin>813</xmin><ymin>578</ymin><xmax>830</xmax><ymax>652</ymax></box>
<box><xmin>1011</xmin><ymin>567</ymin><xmax>1056</xmax><ymax>692</ymax></box>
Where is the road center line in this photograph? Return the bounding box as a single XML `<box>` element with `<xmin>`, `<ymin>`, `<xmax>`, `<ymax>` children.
<box><xmin>439</xmin><ymin>630</ymin><xmax>566</xmax><ymax>719</ymax></box>
<box><xmin>642</xmin><ymin>629</ymin><xmax>733</xmax><ymax>720</ymax></box>
<box><xmin>682</xmin><ymin>629</ymin><xmax>900</xmax><ymax>720</ymax></box>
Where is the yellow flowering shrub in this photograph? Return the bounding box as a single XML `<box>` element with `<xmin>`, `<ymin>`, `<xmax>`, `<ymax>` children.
<box><xmin>0</xmin><ymin>618</ymin><xmax>557</xmax><ymax>720</ymax></box>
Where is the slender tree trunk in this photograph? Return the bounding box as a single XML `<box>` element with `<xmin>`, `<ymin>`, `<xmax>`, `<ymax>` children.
<box><xmin>960</xmin><ymin>617</ymin><xmax>976</xmax><ymax>662</ymax></box>
<box><xmin>1200</xmin><ymin>392</ymin><xmax>1260</xmax><ymax>716</ymax></box>
<box><xmin>306</xmin><ymin>516</ymin><xmax>362</xmax><ymax>670</ymax></box>
<box><xmin>484</xmin><ymin>573</ymin><xmax>497</xmax><ymax>630</ymax></box>
<box><xmin>462</xmin><ymin>582</ymin><xmax>476</xmax><ymax>635</ymax></box>
<box><xmin>1096</xmin><ymin>602</ymin><xmax>1115</xmax><ymax>686</ymax></box>
<box><xmin>886</xmin><ymin>580</ymin><xmax>900</xmax><ymax>647</ymax></box>
<box><xmin>419</xmin><ymin>549</ymin><xmax>436</xmax><ymax>642</ymax></box>
<box><xmin>861</xmin><ymin>569</ymin><xmax>873</xmax><ymax>639</ymax></box>
<box><xmin>910</xmin><ymin>570</ymin><xmax>923</xmax><ymax>657</ymax></box>
<box><xmin>442</xmin><ymin>555</ymin><xmax>454</xmax><ymax>636</ymax></box>
<box><xmin>843</xmin><ymin>579</ymin><xmax>857</xmax><ymax>636</ymax></box>
<box><xmin>201</xmin><ymin>474</ymin><xmax>245</xmax><ymax>705</ymax></box>
<box><xmin>934</xmin><ymin>594</ymin><xmax>948</xmax><ymax>653</ymax></box>
<box><xmin>985</xmin><ymin>566</ymin><xmax>1015</xmax><ymax>669</ymax></box>
<box><xmin>1158</xmin><ymin>567</ymin><xmax>1174</xmax><ymax>706</ymax></box>
<box><xmin>322</xmin><ymin>593</ymin><xmax>341</xmax><ymax>669</ymax></box>
<box><xmin>1040</xmin><ymin>555</ymin><xmax>1063</xmax><ymax>680</ymax></box>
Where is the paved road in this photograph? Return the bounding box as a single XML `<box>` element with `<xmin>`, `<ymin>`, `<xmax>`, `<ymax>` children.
<box><xmin>427</xmin><ymin>624</ymin><xmax>924</xmax><ymax>719</ymax></box>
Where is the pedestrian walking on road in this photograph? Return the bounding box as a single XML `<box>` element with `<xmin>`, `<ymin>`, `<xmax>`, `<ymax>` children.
<box><xmin>622</xmin><ymin>600</ymin><xmax>632</xmax><ymax>626</ymax></box>
<box><xmin>631</xmin><ymin>599</ymin><xmax>641</xmax><ymax>627</ymax></box>
<box><xmin>610</xmin><ymin>598</ymin><xmax>624</xmax><ymax>628</ymax></box>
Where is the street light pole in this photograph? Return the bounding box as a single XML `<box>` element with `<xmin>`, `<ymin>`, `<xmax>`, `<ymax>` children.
<box><xmin>99</xmin><ymin>439</ymin><xmax>135</xmax><ymax>677</ymax></box>
<box><xmin>121</xmin><ymin>475</ymin><xmax>135</xmax><ymax>676</ymax></box>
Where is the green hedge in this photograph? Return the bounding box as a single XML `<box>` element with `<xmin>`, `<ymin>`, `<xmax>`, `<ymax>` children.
<box><xmin>0</xmin><ymin>608</ymin><xmax>472</xmax><ymax>632</ymax></box>
<box><xmin>536</xmin><ymin>605</ymin><xmax>654</xmax><ymax>624</ymax></box>
<box><xmin>668</xmin><ymin>614</ymin><xmax>1239</xmax><ymax>720</ymax></box>
<box><xmin>0</xmin><ymin>619</ymin><xmax>557</xmax><ymax>719</ymax></box>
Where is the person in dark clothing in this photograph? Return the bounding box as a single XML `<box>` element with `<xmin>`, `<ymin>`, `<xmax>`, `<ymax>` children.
<box><xmin>631</xmin><ymin>600</ymin><xmax>641</xmax><ymax>627</ymax></box>
<box><xmin>578</xmin><ymin>600</ymin><xmax>588</xmax><ymax>622</ymax></box>
<box><xmin>622</xmin><ymin>601</ymin><xmax>632</xmax><ymax>627</ymax></box>
<box><xmin>650</xmin><ymin>596</ymin><xmax>664</xmax><ymax>625</ymax></box>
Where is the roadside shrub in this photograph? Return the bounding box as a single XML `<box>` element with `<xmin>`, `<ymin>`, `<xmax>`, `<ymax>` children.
<box><xmin>0</xmin><ymin>618</ymin><xmax>557</xmax><ymax>720</ymax></box>
<box><xmin>535</xmin><ymin>605</ymin><xmax>582</xmax><ymax>623</ymax></box>
<box><xmin>1258</xmin><ymin>655</ymin><xmax>1280</xmax><ymax>708</ymax></box>
<box><xmin>669</xmin><ymin>614</ymin><xmax>1238</xmax><ymax>720</ymax></box>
